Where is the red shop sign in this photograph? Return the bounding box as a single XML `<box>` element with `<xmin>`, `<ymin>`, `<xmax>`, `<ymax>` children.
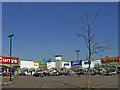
<box><xmin>0</xmin><ymin>56</ymin><xmax>19</xmax><ymax>64</ymax></box>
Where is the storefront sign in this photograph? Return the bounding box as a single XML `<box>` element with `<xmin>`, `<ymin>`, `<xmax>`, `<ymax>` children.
<box><xmin>71</xmin><ymin>60</ymin><xmax>82</xmax><ymax>66</ymax></box>
<box><xmin>64</xmin><ymin>63</ymin><xmax>69</xmax><ymax>66</ymax></box>
<box><xmin>84</xmin><ymin>62</ymin><xmax>91</xmax><ymax>64</ymax></box>
<box><xmin>34</xmin><ymin>64</ymin><xmax>38</xmax><ymax>66</ymax></box>
<box><xmin>40</xmin><ymin>61</ymin><xmax>47</xmax><ymax>65</ymax></box>
<box><xmin>0</xmin><ymin>56</ymin><xmax>19</xmax><ymax>64</ymax></box>
<box><xmin>101</xmin><ymin>57</ymin><xmax>120</xmax><ymax>63</ymax></box>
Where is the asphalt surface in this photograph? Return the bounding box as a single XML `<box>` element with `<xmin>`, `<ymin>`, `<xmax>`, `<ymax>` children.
<box><xmin>1</xmin><ymin>74</ymin><xmax>119</xmax><ymax>88</ymax></box>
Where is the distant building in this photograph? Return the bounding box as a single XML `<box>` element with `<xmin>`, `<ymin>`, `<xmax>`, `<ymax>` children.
<box><xmin>55</xmin><ymin>55</ymin><xmax>62</xmax><ymax>70</ymax></box>
<box><xmin>47</xmin><ymin>55</ymin><xmax>71</xmax><ymax>70</ymax></box>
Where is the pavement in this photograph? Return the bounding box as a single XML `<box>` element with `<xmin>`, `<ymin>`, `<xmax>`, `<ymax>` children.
<box><xmin>1</xmin><ymin>76</ymin><xmax>16</xmax><ymax>85</ymax></box>
<box><xmin>1</xmin><ymin>75</ymin><xmax>119</xmax><ymax>88</ymax></box>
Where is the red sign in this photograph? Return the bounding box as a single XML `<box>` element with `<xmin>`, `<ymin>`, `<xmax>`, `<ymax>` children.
<box><xmin>0</xmin><ymin>56</ymin><xmax>19</xmax><ymax>64</ymax></box>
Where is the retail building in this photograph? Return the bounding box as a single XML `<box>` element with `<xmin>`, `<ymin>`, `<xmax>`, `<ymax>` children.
<box><xmin>0</xmin><ymin>56</ymin><xmax>20</xmax><ymax>73</ymax></box>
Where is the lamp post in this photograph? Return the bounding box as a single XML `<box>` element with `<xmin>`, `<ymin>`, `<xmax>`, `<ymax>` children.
<box><xmin>76</xmin><ymin>50</ymin><xmax>80</xmax><ymax>70</ymax></box>
<box><xmin>9</xmin><ymin>34</ymin><xmax>14</xmax><ymax>81</ymax></box>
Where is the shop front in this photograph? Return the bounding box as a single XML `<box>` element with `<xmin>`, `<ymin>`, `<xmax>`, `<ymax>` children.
<box><xmin>39</xmin><ymin>61</ymin><xmax>47</xmax><ymax>70</ymax></box>
<box><xmin>71</xmin><ymin>60</ymin><xmax>82</xmax><ymax>70</ymax></box>
<box><xmin>0</xmin><ymin>56</ymin><xmax>20</xmax><ymax>74</ymax></box>
<box><xmin>101</xmin><ymin>57</ymin><xmax>120</xmax><ymax>70</ymax></box>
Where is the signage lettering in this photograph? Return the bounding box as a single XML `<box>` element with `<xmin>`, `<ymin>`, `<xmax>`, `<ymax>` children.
<box><xmin>0</xmin><ymin>56</ymin><xmax>19</xmax><ymax>64</ymax></box>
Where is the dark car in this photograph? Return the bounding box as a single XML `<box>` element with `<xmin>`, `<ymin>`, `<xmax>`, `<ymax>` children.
<box><xmin>64</xmin><ymin>72</ymin><xmax>71</xmax><ymax>76</ymax></box>
<box><xmin>19</xmin><ymin>73</ymin><xmax>26</xmax><ymax>76</ymax></box>
<box><xmin>46</xmin><ymin>72</ymin><xmax>51</xmax><ymax>76</ymax></box>
<box><xmin>59</xmin><ymin>72</ymin><xmax>63</xmax><ymax>75</ymax></box>
<box><xmin>42</xmin><ymin>72</ymin><xmax>47</xmax><ymax>76</ymax></box>
<box><xmin>54</xmin><ymin>72</ymin><xmax>59</xmax><ymax>76</ymax></box>
<box><xmin>76</xmin><ymin>71</ymin><xmax>84</xmax><ymax>76</ymax></box>
<box><xmin>2</xmin><ymin>73</ymin><xmax>6</xmax><ymax>76</ymax></box>
<box><xmin>90</xmin><ymin>71</ymin><xmax>101</xmax><ymax>75</ymax></box>
<box><xmin>117</xmin><ymin>70</ymin><xmax>120</xmax><ymax>74</ymax></box>
<box><xmin>90</xmin><ymin>71</ymin><xmax>96</xmax><ymax>75</ymax></box>
<box><xmin>33</xmin><ymin>73</ymin><xmax>44</xmax><ymax>77</ymax></box>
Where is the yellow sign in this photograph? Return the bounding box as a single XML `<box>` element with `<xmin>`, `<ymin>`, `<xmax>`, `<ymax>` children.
<box><xmin>34</xmin><ymin>64</ymin><xmax>38</xmax><ymax>66</ymax></box>
<box><xmin>33</xmin><ymin>61</ymin><xmax>39</xmax><ymax>63</ymax></box>
<box><xmin>47</xmin><ymin>65</ymin><xmax>51</xmax><ymax>67</ymax></box>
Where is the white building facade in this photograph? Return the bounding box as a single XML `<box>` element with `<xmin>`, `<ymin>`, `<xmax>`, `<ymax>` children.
<box><xmin>47</xmin><ymin>62</ymin><xmax>56</xmax><ymax>69</ymax></box>
<box><xmin>62</xmin><ymin>62</ymin><xmax>71</xmax><ymax>69</ymax></box>
<box><xmin>82</xmin><ymin>59</ymin><xmax>101</xmax><ymax>68</ymax></box>
<box><xmin>20</xmin><ymin>60</ymin><xmax>39</xmax><ymax>69</ymax></box>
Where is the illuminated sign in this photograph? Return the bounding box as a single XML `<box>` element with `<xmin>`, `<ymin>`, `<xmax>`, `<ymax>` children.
<box><xmin>0</xmin><ymin>56</ymin><xmax>19</xmax><ymax>64</ymax></box>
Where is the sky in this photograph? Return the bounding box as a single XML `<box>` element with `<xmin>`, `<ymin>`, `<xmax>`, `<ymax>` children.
<box><xmin>2</xmin><ymin>2</ymin><xmax>118</xmax><ymax>61</ymax></box>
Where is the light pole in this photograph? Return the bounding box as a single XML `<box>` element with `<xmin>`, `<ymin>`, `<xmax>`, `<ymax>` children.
<box><xmin>76</xmin><ymin>50</ymin><xmax>80</xmax><ymax>70</ymax></box>
<box><xmin>9</xmin><ymin>34</ymin><xmax>14</xmax><ymax>81</ymax></box>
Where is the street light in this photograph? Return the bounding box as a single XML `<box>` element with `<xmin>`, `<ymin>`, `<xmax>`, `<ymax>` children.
<box><xmin>9</xmin><ymin>34</ymin><xmax>14</xmax><ymax>81</ymax></box>
<box><xmin>76</xmin><ymin>50</ymin><xmax>80</xmax><ymax>70</ymax></box>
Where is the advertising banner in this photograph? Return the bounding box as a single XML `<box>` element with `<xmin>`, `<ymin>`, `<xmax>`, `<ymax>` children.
<box><xmin>71</xmin><ymin>60</ymin><xmax>82</xmax><ymax>66</ymax></box>
<box><xmin>0</xmin><ymin>56</ymin><xmax>19</xmax><ymax>64</ymax></box>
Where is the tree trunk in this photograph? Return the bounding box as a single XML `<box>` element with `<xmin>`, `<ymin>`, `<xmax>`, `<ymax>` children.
<box><xmin>88</xmin><ymin>25</ymin><xmax>91</xmax><ymax>89</ymax></box>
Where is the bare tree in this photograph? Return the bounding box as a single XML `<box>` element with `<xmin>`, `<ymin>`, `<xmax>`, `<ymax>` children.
<box><xmin>75</xmin><ymin>8</ymin><xmax>111</xmax><ymax>89</ymax></box>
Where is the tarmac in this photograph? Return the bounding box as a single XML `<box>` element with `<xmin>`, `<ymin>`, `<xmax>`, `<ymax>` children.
<box><xmin>1</xmin><ymin>75</ymin><xmax>119</xmax><ymax>88</ymax></box>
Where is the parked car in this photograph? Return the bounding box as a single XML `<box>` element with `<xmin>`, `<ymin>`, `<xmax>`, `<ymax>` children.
<box><xmin>90</xmin><ymin>71</ymin><xmax>96</xmax><ymax>75</ymax></box>
<box><xmin>2</xmin><ymin>73</ymin><xmax>6</xmax><ymax>76</ymax></box>
<box><xmin>102</xmin><ymin>71</ymin><xmax>112</xmax><ymax>76</ymax></box>
<box><xmin>53</xmin><ymin>72</ymin><xmax>59</xmax><ymax>76</ymax></box>
<box><xmin>42</xmin><ymin>72</ymin><xmax>47</xmax><ymax>76</ymax></box>
<box><xmin>33</xmin><ymin>73</ymin><xmax>44</xmax><ymax>77</ymax></box>
<box><xmin>117</xmin><ymin>70</ymin><xmax>120</xmax><ymax>74</ymax></box>
<box><xmin>111</xmin><ymin>70</ymin><xmax>117</xmax><ymax>75</ymax></box>
<box><xmin>46</xmin><ymin>72</ymin><xmax>51</xmax><ymax>76</ymax></box>
<box><xmin>75</xmin><ymin>71</ymin><xmax>84</xmax><ymax>76</ymax></box>
<box><xmin>50</xmin><ymin>72</ymin><xmax>56</xmax><ymax>76</ymax></box>
<box><xmin>19</xmin><ymin>73</ymin><xmax>26</xmax><ymax>76</ymax></box>
<box><xmin>6</xmin><ymin>73</ymin><xmax>11</xmax><ymax>76</ymax></box>
<box><xmin>63</xmin><ymin>72</ymin><xmax>71</xmax><ymax>76</ymax></box>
